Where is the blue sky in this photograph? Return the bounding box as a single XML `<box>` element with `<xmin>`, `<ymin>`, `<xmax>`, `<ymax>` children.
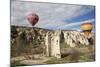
<box><xmin>11</xmin><ymin>1</ymin><xmax>95</xmax><ymax>32</ymax></box>
<box><xmin>60</xmin><ymin>7</ymin><xmax>95</xmax><ymax>31</ymax></box>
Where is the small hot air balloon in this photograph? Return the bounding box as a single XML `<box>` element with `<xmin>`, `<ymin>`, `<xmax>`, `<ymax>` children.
<box><xmin>81</xmin><ymin>23</ymin><xmax>93</xmax><ymax>36</ymax></box>
<box><xmin>26</xmin><ymin>12</ymin><xmax>39</xmax><ymax>26</ymax></box>
<box><xmin>81</xmin><ymin>23</ymin><xmax>92</xmax><ymax>31</ymax></box>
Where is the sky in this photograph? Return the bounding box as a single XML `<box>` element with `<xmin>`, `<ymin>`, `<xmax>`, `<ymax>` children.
<box><xmin>11</xmin><ymin>1</ymin><xmax>95</xmax><ymax>31</ymax></box>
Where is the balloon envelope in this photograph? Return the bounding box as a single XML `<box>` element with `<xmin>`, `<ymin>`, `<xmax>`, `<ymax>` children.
<box><xmin>81</xmin><ymin>23</ymin><xmax>92</xmax><ymax>31</ymax></box>
<box><xmin>26</xmin><ymin>12</ymin><xmax>39</xmax><ymax>26</ymax></box>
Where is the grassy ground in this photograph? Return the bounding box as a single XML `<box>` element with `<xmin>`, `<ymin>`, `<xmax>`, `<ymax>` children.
<box><xmin>45</xmin><ymin>44</ymin><xmax>95</xmax><ymax>64</ymax></box>
<box><xmin>44</xmin><ymin>54</ymin><xmax>94</xmax><ymax>64</ymax></box>
<box><xmin>60</xmin><ymin>42</ymin><xmax>86</xmax><ymax>48</ymax></box>
<box><xmin>11</xmin><ymin>50</ymin><xmax>95</xmax><ymax>67</ymax></box>
<box><xmin>11</xmin><ymin>42</ymin><xmax>95</xmax><ymax>66</ymax></box>
<box><xmin>60</xmin><ymin>42</ymin><xmax>70</xmax><ymax>48</ymax></box>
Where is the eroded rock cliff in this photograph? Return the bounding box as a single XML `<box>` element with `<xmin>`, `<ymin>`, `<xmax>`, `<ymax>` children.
<box><xmin>11</xmin><ymin>26</ymin><xmax>94</xmax><ymax>57</ymax></box>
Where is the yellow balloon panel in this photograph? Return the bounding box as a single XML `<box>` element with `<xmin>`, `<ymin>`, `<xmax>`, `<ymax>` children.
<box><xmin>81</xmin><ymin>24</ymin><xmax>92</xmax><ymax>31</ymax></box>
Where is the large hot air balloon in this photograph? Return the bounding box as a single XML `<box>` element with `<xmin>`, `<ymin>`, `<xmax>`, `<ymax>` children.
<box><xmin>26</xmin><ymin>12</ymin><xmax>39</xmax><ymax>26</ymax></box>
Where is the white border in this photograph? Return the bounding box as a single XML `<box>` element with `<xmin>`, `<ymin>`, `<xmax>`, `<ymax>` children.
<box><xmin>0</xmin><ymin>0</ymin><xmax>10</xmax><ymax>67</ymax></box>
<box><xmin>23</xmin><ymin>0</ymin><xmax>96</xmax><ymax>5</ymax></box>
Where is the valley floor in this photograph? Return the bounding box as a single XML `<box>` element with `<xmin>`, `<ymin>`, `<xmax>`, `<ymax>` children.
<box><xmin>11</xmin><ymin>46</ymin><xmax>95</xmax><ymax>67</ymax></box>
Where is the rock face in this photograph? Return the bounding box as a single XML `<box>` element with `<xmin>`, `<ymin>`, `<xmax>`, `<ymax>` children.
<box><xmin>11</xmin><ymin>26</ymin><xmax>95</xmax><ymax>58</ymax></box>
<box><xmin>63</xmin><ymin>31</ymin><xmax>94</xmax><ymax>47</ymax></box>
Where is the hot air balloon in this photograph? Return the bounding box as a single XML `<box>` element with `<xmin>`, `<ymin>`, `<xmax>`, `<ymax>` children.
<box><xmin>81</xmin><ymin>23</ymin><xmax>93</xmax><ymax>36</ymax></box>
<box><xmin>26</xmin><ymin>12</ymin><xmax>39</xmax><ymax>26</ymax></box>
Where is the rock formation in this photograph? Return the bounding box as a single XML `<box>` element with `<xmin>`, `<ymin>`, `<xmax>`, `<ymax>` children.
<box><xmin>11</xmin><ymin>26</ymin><xmax>95</xmax><ymax>58</ymax></box>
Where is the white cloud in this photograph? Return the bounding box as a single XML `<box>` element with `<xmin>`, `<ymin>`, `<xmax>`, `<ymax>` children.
<box><xmin>57</xmin><ymin>19</ymin><xmax>95</xmax><ymax>30</ymax></box>
<box><xmin>11</xmin><ymin>1</ymin><xmax>94</xmax><ymax>30</ymax></box>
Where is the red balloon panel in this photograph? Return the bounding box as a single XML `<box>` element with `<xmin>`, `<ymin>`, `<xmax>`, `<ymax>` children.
<box><xmin>26</xmin><ymin>12</ymin><xmax>39</xmax><ymax>26</ymax></box>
